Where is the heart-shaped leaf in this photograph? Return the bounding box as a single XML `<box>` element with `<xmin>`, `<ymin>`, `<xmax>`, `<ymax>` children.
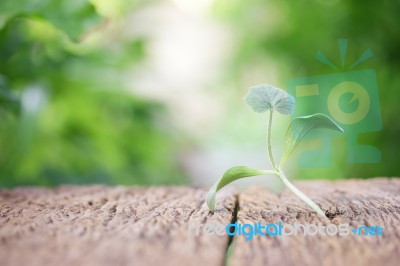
<box><xmin>280</xmin><ymin>113</ymin><xmax>344</xmax><ymax>167</ymax></box>
<box><xmin>244</xmin><ymin>84</ymin><xmax>295</xmax><ymax>115</ymax></box>
<box><xmin>206</xmin><ymin>166</ymin><xmax>277</xmax><ymax>212</ymax></box>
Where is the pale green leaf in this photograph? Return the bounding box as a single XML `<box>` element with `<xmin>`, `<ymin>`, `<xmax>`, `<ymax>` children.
<box><xmin>206</xmin><ymin>166</ymin><xmax>277</xmax><ymax>212</ymax></box>
<box><xmin>280</xmin><ymin>113</ymin><xmax>344</xmax><ymax>167</ymax></box>
<box><xmin>244</xmin><ymin>84</ymin><xmax>295</xmax><ymax>115</ymax></box>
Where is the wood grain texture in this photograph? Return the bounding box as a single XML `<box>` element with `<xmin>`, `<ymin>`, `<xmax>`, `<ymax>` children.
<box><xmin>230</xmin><ymin>178</ymin><xmax>400</xmax><ymax>266</ymax></box>
<box><xmin>1</xmin><ymin>178</ymin><xmax>399</xmax><ymax>266</ymax></box>
<box><xmin>0</xmin><ymin>186</ymin><xmax>236</xmax><ymax>266</ymax></box>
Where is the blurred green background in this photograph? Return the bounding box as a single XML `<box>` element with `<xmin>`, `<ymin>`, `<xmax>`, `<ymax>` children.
<box><xmin>0</xmin><ymin>0</ymin><xmax>399</xmax><ymax>187</ymax></box>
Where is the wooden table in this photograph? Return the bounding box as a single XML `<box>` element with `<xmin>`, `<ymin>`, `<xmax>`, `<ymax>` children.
<box><xmin>1</xmin><ymin>178</ymin><xmax>399</xmax><ymax>266</ymax></box>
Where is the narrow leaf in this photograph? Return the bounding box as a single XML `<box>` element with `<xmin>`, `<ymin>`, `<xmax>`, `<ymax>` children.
<box><xmin>206</xmin><ymin>166</ymin><xmax>276</xmax><ymax>212</ymax></box>
<box><xmin>280</xmin><ymin>113</ymin><xmax>344</xmax><ymax>167</ymax></box>
<box><xmin>244</xmin><ymin>84</ymin><xmax>295</xmax><ymax>115</ymax></box>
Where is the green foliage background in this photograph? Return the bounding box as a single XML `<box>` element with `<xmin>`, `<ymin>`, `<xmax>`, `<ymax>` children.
<box><xmin>212</xmin><ymin>0</ymin><xmax>400</xmax><ymax>179</ymax></box>
<box><xmin>0</xmin><ymin>0</ymin><xmax>399</xmax><ymax>187</ymax></box>
<box><xmin>0</xmin><ymin>0</ymin><xmax>186</xmax><ymax>186</ymax></box>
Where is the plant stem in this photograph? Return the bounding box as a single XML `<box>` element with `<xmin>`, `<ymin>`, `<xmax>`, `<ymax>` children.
<box><xmin>267</xmin><ymin>110</ymin><xmax>277</xmax><ymax>170</ymax></box>
<box><xmin>276</xmin><ymin>170</ymin><xmax>327</xmax><ymax>218</ymax></box>
<box><xmin>266</xmin><ymin>111</ymin><xmax>325</xmax><ymax>217</ymax></box>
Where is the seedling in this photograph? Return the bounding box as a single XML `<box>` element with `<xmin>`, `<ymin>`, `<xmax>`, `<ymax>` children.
<box><xmin>206</xmin><ymin>84</ymin><xmax>344</xmax><ymax>217</ymax></box>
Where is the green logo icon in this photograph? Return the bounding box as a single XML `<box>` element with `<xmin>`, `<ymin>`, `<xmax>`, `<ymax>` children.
<box><xmin>328</xmin><ymin>81</ymin><xmax>370</xmax><ymax>125</ymax></box>
<box><xmin>287</xmin><ymin>39</ymin><xmax>382</xmax><ymax>168</ymax></box>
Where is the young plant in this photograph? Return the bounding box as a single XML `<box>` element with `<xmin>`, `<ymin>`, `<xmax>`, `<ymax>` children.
<box><xmin>206</xmin><ymin>84</ymin><xmax>344</xmax><ymax>217</ymax></box>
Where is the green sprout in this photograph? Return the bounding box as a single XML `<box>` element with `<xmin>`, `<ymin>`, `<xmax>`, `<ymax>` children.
<box><xmin>206</xmin><ymin>84</ymin><xmax>344</xmax><ymax>218</ymax></box>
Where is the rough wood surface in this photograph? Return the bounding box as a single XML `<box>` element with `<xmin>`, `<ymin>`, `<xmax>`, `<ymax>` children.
<box><xmin>230</xmin><ymin>178</ymin><xmax>400</xmax><ymax>266</ymax></box>
<box><xmin>1</xmin><ymin>178</ymin><xmax>399</xmax><ymax>266</ymax></box>
<box><xmin>0</xmin><ymin>186</ymin><xmax>236</xmax><ymax>266</ymax></box>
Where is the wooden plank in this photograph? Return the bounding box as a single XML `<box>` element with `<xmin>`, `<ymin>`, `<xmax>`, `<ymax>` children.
<box><xmin>230</xmin><ymin>178</ymin><xmax>400</xmax><ymax>266</ymax></box>
<box><xmin>0</xmin><ymin>186</ymin><xmax>236</xmax><ymax>266</ymax></box>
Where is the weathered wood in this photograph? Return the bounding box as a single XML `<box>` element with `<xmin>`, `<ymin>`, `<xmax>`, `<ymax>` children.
<box><xmin>1</xmin><ymin>178</ymin><xmax>399</xmax><ymax>266</ymax></box>
<box><xmin>230</xmin><ymin>178</ymin><xmax>400</xmax><ymax>266</ymax></box>
<box><xmin>0</xmin><ymin>186</ymin><xmax>236</xmax><ymax>266</ymax></box>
